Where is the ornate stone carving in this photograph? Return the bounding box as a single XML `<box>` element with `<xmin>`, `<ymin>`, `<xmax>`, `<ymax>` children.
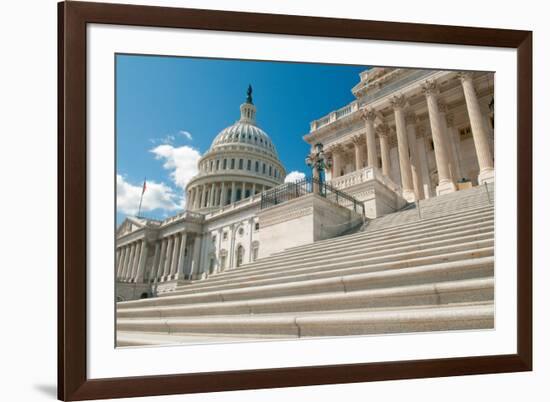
<box><xmin>376</xmin><ymin>123</ymin><xmax>391</xmax><ymax>138</ymax></box>
<box><xmin>456</xmin><ymin>71</ymin><xmax>475</xmax><ymax>83</ymax></box>
<box><xmin>421</xmin><ymin>79</ymin><xmax>439</xmax><ymax>97</ymax></box>
<box><xmin>351</xmin><ymin>135</ymin><xmax>365</xmax><ymax>145</ymax></box>
<box><xmin>390</xmin><ymin>94</ymin><xmax>407</xmax><ymax>110</ymax></box>
<box><xmin>360</xmin><ymin>107</ymin><xmax>377</xmax><ymax>122</ymax></box>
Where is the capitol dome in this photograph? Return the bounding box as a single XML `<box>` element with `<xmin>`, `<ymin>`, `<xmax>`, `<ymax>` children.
<box><xmin>185</xmin><ymin>86</ymin><xmax>286</xmax><ymax>212</ymax></box>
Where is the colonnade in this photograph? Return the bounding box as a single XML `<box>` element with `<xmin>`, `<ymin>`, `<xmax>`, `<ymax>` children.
<box><xmin>326</xmin><ymin>73</ymin><xmax>494</xmax><ymax>199</ymax></box>
<box><xmin>116</xmin><ymin>232</ymin><xmax>203</xmax><ymax>283</ymax></box>
<box><xmin>187</xmin><ymin>181</ymin><xmax>270</xmax><ymax>210</ymax></box>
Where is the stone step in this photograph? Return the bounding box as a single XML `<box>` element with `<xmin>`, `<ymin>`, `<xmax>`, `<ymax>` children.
<box><xmin>116</xmin><ymin>332</ymin><xmax>289</xmax><ymax>347</ymax></box>
<box><xmin>118</xmin><ymin>278</ymin><xmax>493</xmax><ymax>319</ymax></box>
<box><xmin>117</xmin><ymin>302</ymin><xmax>494</xmax><ymax>337</ymax></box>
<box><xmin>166</xmin><ymin>230</ymin><xmax>493</xmax><ymax>297</ymax></box>
<box><xmin>119</xmin><ymin>255</ymin><xmax>493</xmax><ymax>309</ymax></box>
<box><xmin>271</xmin><ymin>206</ymin><xmax>493</xmax><ymax>257</ymax></box>
<box><xmin>364</xmin><ymin>193</ymin><xmax>493</xmax><ymax>228</ymax></box>
<box><xmin>191</xmin><ymin>222</ymin><xmax>494</xmax><ymax>286</ymax></box>
<box><xmin>239</xmin><ymin>213</ymin><xmax>494</xmax><ymax>271</ymax></box>
<box><xmin>161</xmin><ymin>237</ymin><xmax>493</xmax><ymax>297</ymax></box>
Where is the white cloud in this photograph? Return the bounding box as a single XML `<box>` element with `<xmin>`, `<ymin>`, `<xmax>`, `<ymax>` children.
<box><xmin>179</xmin><ymin>130</ymin><xmax>193</xmax><ymax>141</ymax></box>
<box><xmin>150</xmin><ymin>144</ymin><xmax>201</xmax><ymax>190</ymax></box>
<box><xmin>284</xmin><ymin>171</ymin><xmax>306</xmax><ymax>183</ymax></box>
<box><xmin>117</xmin><ymin>174</ymin><xmax>180</xmax><ymax>216</ymax></box>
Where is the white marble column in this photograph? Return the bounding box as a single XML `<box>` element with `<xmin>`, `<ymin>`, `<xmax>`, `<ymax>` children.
<box><xmin>157</xmin><ymin>238</ymin><xmax>167</xmax><ymax>281</ymax></box>
<box><xmin>149</xmin><ymin>241</ymin><xmax>161</xmax><ymax>281</ymax></box>
<box><xmin>122</xmin><ymin>243</ymin><xmax>135</xmax><ymax>281</ymax></box>
<box><xmin>176</xmin><ymin>232</ymin><xmax>187</xmax><ymax>279</ymax></box>
<box><xmin>117</xmin><ymin>247</ymin><xmax>127</xmax><ymax>279</ymax></box>
<box><xmin>220</xmin><ymin>182</ymin><xmax>226</xmax><ymax>206</ymax></box>
<box><xmin>230</xmin><ymin>182</ymin><xmax>236</xmax><ymax>203</ymax></box>
<box><xmin>376</xmin><ymin>124</ymin><xmax>391</xmax><ymax>177</ymax></box>
<box><xmin>241</xmin><ymin>182</ymin><xmax>246</xmax><ymax>200</ymax></box>
<box><xmin>457</xmin><ymin>72</ymin><xmax>494</xmax><ymax>183</ymax></box>
<box><xmin>445</xmin><ymin>114</ymin><xmax>465</xmax><ymax>180</ymax></box>
<box><xmin>169</xmin><ymin>233</ymin><xmax>181</xmax><ymax>278</ymax></box>
<box><xmin>193</xmin><ymin>186</ymin><xmax>200</xmax><ymax>210</ymax></box>
<box><xmin>135</xmin><ymin>240</ymin><xmax>149</xmax><ymax>283</ymax></box>
<box><xmin>352</xmin><ymin>135</ymin><xmax>364</xmax><ymax>171</ymax></box>
<box><xmin>437</xmin><ymin>100</ymin><xmax>460</xmax><ymax>183</ymax></box>
<box><xmin>405</xmin><ymin>112</ymin><xmax>425</xmax><ymax>200</ymax></box>
<box><xmin>199</xmin><ymin>185</ymin><xmax>206</xmax><ymax>209</ymax></box>
<box><xmin>330</xmin><ymin>144</ymin><xmax>344</xmax><ymax>178</ymax></box>
<box><xmin>163</xmin><ymin>236</ymin><xmax>174</xmax><ymax>279</ymax></box>
<box><xmin>361</xmin><ymin>108</ymin><xmax>378</xmax><ymax>168</ymax></box>
<box><xmin>189</xmin><ymin>235</ymin><xmax>202</xmax><ymax>279</ymax></box>
<box><xmin>391</xmin><ymin>95</ymin><xmax>415</xmax><ymax>201</ymax></box>
<box><xmin>129</xmin><ymin>241</ymin><xmax>142</xmax><ymax>281</ymax></box>
<box><xmin>416</xmin><ymin>126</ymin><xmax>433</xmax><ymax>199</ymax></box>
<box><xmin>422</xmin><ymin>80</ymin><xmax>456</xmax><ymax>195</ymax></box>
<box><xmin>252</xmin><ymin>183</ymin><xmax>256</xmax><ymax>196</ymax></box>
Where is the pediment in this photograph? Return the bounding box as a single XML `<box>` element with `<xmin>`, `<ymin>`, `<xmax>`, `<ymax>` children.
<box><xmin>116</xmin><ymin>216</ymin><xmax>147</xmax><ymax>238</ymax></box>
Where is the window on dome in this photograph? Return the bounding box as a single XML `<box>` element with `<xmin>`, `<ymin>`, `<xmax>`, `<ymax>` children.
<box><xmin>223</xmin><ymin>159</ymin><xmax>227</xmax><ymax>169</ymax></box>
<box><xmin>262</xmin><ymin>163</ymin><xmax>266</xmax><ymax>174</ymax></box>
<box><xmin>209</xmin><ymin>161</ymin><xmax>213</xmax><ymax>171</ymax></box>
<box><xmin>269</xmin><ymin>166</ymin><xmax>272</xmax><ymax>176</ymax></box>
<box><xmin>231</xmin><ymin>159</ymin><xmax>235</xmax><ymax>169</ymax></box>
<box><xmin>216</xmin><ymin>160</ymin><xmax>220</xmax><ymax>170</ymax></box>
<box><xmin>239</xmin><ymin>159</ymin><xmax>243</xmax><ymax>169</ymax></box>
<box><xmin>247</xmin><ymin>160</ymin><xmax>251</xmax><ymax>170</ymax></box>
<box><xmin>255</xmin><ymin>161</ymin><xmax>259</xmax><ymax>172</ymax></box>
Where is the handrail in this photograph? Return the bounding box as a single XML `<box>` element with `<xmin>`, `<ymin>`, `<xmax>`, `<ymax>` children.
<box><xmin>260</xmin><ymin>177</ymin><xmax>365</xmax><ymax>217</ymax></box>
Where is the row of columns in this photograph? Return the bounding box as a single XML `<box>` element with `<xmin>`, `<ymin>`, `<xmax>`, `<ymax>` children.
<box><xmin>116</xmin><ymin>232</ymin><xmax>204</xmax><ymax>283</ymax></box>
<box><xmin>327</xmin><ymin>73</ymin><xmax>494</xmax><ymax>200</ymax></box>
<box><xmin>187</xmin><ymin>181</ymin><xmax>269</xmax><ymax>210</ymax></box>
<box><xmin>115</xmin><ymin>239</ymin><xmax>148</xmax><ymax>283</ymax></box>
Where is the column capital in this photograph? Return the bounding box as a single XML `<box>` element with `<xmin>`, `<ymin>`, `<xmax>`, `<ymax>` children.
<box><xmin>360</xmin><ymin>107</ymin><xmax>378</xmax><ymax>122</ymax></box>
<box><xmin>351</xmin><ymin>135</ymin><xmax>365</xmax><ymax>146</ymax></box>
<box><xmin>421</xmin><ymin>79</ymin><xmax>440</xmax><ymax>97</ymax></box>
<box><xmin>390</xmin><ymin>94</ymin><xmax>407</xmax><ymax>110</ymax></box>
<box><xmin>327</xmin><ymin>143</ymin><xmax>345</xmax><ymax>154</ymax></box>
<box><xmin>376</xmin><ymin>123</ymin><xmax>391</xmax><ymax>138</ymax></box>
<box><xmin>456</xmin><ymin>71</ymin><xmax>475</xmax><ymax>83</ymax></box>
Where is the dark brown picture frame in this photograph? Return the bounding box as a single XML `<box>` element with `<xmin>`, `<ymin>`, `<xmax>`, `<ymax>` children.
<box><xmin>58</xmin><ymin>1</ymin><xmax>532</xmax><ymax>400</ymax></box>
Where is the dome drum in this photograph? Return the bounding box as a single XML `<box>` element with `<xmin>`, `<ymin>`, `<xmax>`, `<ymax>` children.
<box><xmin>185</xmin><ymin>87</ymin><xmax>286</xmax><ymax>212</ymax></box>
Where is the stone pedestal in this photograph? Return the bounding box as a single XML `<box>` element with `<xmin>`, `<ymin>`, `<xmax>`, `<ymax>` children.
<box><xmin>257</xmin><ymin>193</ymin><xmax>362</xmax><ymax>259</ymax></box>
<box><xmin>329</xmin><ymin>166</ymin><xmax>407</xmax><ymax>219</ymax></box>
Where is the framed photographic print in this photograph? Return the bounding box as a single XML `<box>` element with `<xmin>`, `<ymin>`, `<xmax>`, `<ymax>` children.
<box><xmin>58</xmin><ymin>1</ymin><xmax>532</xmax><ymax>400</ymax></box>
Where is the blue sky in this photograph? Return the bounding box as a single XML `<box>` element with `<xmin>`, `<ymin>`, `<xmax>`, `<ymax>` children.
<box><xmin>116</xmin><ymin>54</ymin><xmax>366</xmax><ymax>224</ymax></box>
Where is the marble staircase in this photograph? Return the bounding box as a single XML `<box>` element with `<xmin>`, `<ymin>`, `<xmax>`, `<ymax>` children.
<box><xmin>116</xmin><ymin>184</ymin><xmax>494</xmax><ymax>346</ymax></box>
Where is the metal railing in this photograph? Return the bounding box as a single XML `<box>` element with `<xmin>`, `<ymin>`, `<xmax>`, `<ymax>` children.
<box><xmin>260</xmin><ymin>177</ymin><xmax>365</xmax><ymax>216</ymax></box>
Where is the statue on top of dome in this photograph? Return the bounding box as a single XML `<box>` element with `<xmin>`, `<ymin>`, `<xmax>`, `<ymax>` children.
<box><xmin>246</xmin><ymin>84</ymin><xmax>253</xmax><ymax>104</ymax></box>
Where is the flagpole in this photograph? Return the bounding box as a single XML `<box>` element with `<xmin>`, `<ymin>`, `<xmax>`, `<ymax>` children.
<box><xmin>137</xmin><ymin>177</ymin><xmax>146</xmax><ymax>217</ymax></box>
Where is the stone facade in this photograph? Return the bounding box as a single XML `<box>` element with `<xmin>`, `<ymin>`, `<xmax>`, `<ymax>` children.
<box><xmin>116</xmin><ymin>68</ymin><xmax>495</xmax><ymax>301</ymax></box>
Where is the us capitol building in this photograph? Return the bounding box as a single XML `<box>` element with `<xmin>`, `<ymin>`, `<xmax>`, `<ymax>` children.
<box><xmin>116</xmin><ymin>67</ymin><xmax>494</xmax><ymax>306</ymax></box>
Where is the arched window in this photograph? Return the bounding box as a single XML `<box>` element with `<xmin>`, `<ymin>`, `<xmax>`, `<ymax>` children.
<box><xmin>247</xmin><ymin>160</ymin><xmax>251</xmax><ymax>170</ymax></box>
<box><xmin>239</xmin><ymin>159</ymin><xmax>243</xmax><ymax>169</ymax></box>
<box><xmin>231</xmin><ymin>159</ymin><xmax>235</xmax><ymax>169</ymax></box>
<box><xmin>223</xmin><ymin>159</ymin><xmax>227</xmax><ymax>169</ymax></box>
<box><xmin>255</xmin><ymin>161</ymin><xmax>259</xmax><ymax>172</ymax></box>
